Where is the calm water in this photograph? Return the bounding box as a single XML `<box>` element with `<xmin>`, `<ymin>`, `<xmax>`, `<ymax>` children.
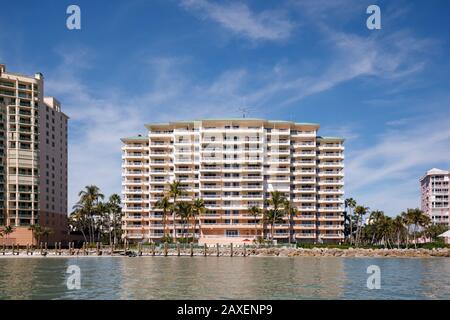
<box><xmin>0</xmin><ymin>257</ymin><xmax>449</xmax><ymax>299</ymax></box>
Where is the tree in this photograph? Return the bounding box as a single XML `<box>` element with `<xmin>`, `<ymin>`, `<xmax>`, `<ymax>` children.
<box><xmin>1</xmin><ymin>225</ymin><xmax>14</xmax><ymax>244</ymax></box>
<box><xmin>28</xmin><ymin>224</ymin><xmax>44</xmax><ymax>246</ymax></box>
<box><xmin>283</xmin><ymin>200</ymin><xmax>296</xmax><ymax>244</ymax></box>
<box><xmin>168</xmin><ymin>180</ymin><xmax>183</xmax><ymax>241</ymax></box>
<box><xmin>264</xmin><ymin>191</ymin><xmax>287</xmax><ymax>242</ymax></box>
<box><xmin>264</xmin><ymin>210</ymin><xmax>286</xmax><ymax>242</ymax></box>
<box><xmin>344</xmin><ymin>198</ymin><xmax>356</xmax><ymax>244</ymax></box>
<box><xmin>96</xmin><ymin>201</ymin><xmax>109</xmax><ymax>242</ymax></box>
<box><xmin>405</xmin><ymin>208</ymin><xmax>430</xmax><ymax>249</ymax></box>
<box><xmin>354</xmin><ymin>205</ymin><xmax>369</xmax><ymax>246</ymax></box>
<box><xmin>392</xmin><ymin>215</ymin><xmax>406</xmax><ymax>249</ymax></box>
<box><xmin>248</xmin><ymin>206</ymin><xmax>262</xmax><ymax>240</ymax></box>
<box><xmin>155</xmin><ymin>196</ymin><xmax>172</xmax><ymax>241</ymax></box>
<box><xmin>424</xmin><ymin>224</ymin><xmax>448</xmax><ymax>242</ymax></box>
<box><xmin>191</xmin><ymin>198</ymin><xmax>205</xmax><ymax>242</ymax></box>
<box><xmin>42</xmin><ymin>227</ymin><xmax>53</xmax><ymax>243</ymax></box>
<box><xmin>378</xmin><ymin>215</ymin><xmax>393</xmax><ymax>248</ymax></box>
<box><xmin>107</xmin><ymin>194</ymin><xmax>122</xmax><ymax>245</ymax></box>
<box><xmin>73</xmin><ymin>185</ymin><xmax>104</xmax><ymax>243</ymax></box>
<box><xmin>368</xmin><ymin>210</ymin><xmax>385</xmax><ymax>245</ymax></box>
<box><xmin>175</xmin><ymin>202</ymin><xmax>192</xmax><ymax>240</ymax></box>
<box><xmin>68</xmin><ymin>209</ymin><xmax>88</xmax><ymax>243</ymax></box>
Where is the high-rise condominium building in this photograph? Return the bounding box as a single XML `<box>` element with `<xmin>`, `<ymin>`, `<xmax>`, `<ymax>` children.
<box><xmin>122</xmin><ymin>119</ymin><xmax>344</xmax><ymax>243</ymax></box>
<box><xmin>121</xmin><ymin>119</ymin><xmax>345</xmax><ymax>244</ymax></box>
<box><xmin>420</xmin><ymin>168</ymin><xmax>450</xmax><ymax>227</ymax></box>
<box><xmin>0</xmin><ymin>64</ymin><xmax>68</xmax><ymax>245</ymax></box>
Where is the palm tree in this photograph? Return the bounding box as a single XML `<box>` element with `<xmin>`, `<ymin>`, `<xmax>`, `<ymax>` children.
<box><xmin>264</xmin><ymin>210</ymin><xmax>286</xmax><ymax>242</ymax></box>
<box><xmin>264</xmin><ymin>191</ymin><xmax>287</xmax><ymax>242</ymax></box>
<box><xmin>74</xmin><ymin>185</ymin><xmax>104</xmax><ymax>243</ymax></box>
<box><xmin>168</xmin><ymin>180</ymin><xmax>183</xmax><ymax>241</ymax></box>
<box><xmin>155</xmin><ymin>196</ymin><xmax>172</xmax><ymax>241</ymax></box>
<box><xmin>1</xmin><ymin>225</ymin><xmax>14</xmax><ymax>244</ymax></box>
<box><xmin>96</xmin><ymin>201</ymin><xmax>109</xmax><ymax>242</ymax></box>
<box><xmin>392</xmin><ymin>215</ymin><xmax>406</xmax><ymax>249</ymax></box>
<box><xmin>368</xmin><ymin>210</ymin><xmax>385</xmax><ymax>245</ymax></box>
<box><xmin>401</xmin><ymin>211</ymin><xmax>411</xmax><ymax>248</ymax></box>
<box><xmin>107</xmin><ymin>194</ymin><xmax>122</xmax><ymax>245</ymax></box>
<box><xmin>283</xmin><ymin>200</ymin><xmax>296</xmax><ymax>244</ymax></box>
<box><xmin>405</xmin><ymin>208</ymin><xmax>430</xmax><ymax>249</ymax></box>
<box><xmin>68</xmin><ymin>209</ymin><xmax>88</xmax><ymax>243</ymax></box>
<box><xmin>176</xmin><ymin>202</ymin><xmax>192</xmax><ymax>240</ymax></box>
<box><xmin>28</xmin><ymin>224</ymin><xmax>44</xmax><ymax>246</ymax></box>
<box><xmin>354</xmin><ymin>205</ymin><xmax>369</xmax><ymax>246</ymax></box>
<box><xmin>344</xmin><ymin>198</ymin><xmax>356</xmax><ymax>244</ymax></box>
<box><xmin>42</xmin><ymin>227</ymin><xmax>53</xmax><ymax>243</ymax></box>
<box><xmin>378</xmin><ymin>215</ymin><xmax>393</xmax><ymax>248</ymax></box>
<box><xmin>424</xmin><ymin>224</ymin><xmax>448</xmax><ymax>242</ymax></box>
<box><xmin>191</xmin><ymin>198</ymin><xmax>205</xmax><ymax>242</ymax></box>
<box><xmin>248</xmin><ymin>206</ymin><xmax>262</xmax><ymax>240</ymax></box>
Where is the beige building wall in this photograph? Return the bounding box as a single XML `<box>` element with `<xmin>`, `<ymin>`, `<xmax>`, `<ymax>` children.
<box><xmin>0</xmin><ymin>64</ymin><xmax>68</xmax><ymax>245</ymax></box>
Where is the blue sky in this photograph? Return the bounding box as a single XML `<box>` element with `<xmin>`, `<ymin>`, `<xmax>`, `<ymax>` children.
<box><xmin>1</xmin><ymin>0</ymin><xmax>449</xmax><ymax>215</ymax></box>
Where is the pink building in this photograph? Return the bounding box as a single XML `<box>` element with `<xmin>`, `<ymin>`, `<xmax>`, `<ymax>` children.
<box><xmin>420</xmin><ymin>168</ymin><xmax>450</xmax><ymax>227</ymax></box>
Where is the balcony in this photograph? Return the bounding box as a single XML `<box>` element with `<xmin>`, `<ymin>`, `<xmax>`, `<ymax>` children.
<box><xmin>293</xmin><ymin>224</ymin><xmax>316</xmax><ymax>230</ymax></box>
<box><xmin>122</xmin><ymin>189</ymin><xmax>143</xmax><ymax>194</ymax></box>
<box><xmin>124</xmin><ymin>207</ymin><xmax>147</xmax><ymax>212</ymax></box>
<box><xmin>318</xmin><ymin>198</ymin><xmax>343</xmax><ymax>203</ymax></box>
<box><xmin>123</xmin><ymin>153</ymin><xmax>145</xmax><ymax>159</ymax></box>
<box><xmin>318</xmin><ymin>189</ymin><xmax>344</xmax><ymax>195</ymax></box>
<box><xmin>123</xmin><ymin>180</ymin><xmax>144</xmax><ymax>186</ymax></box>
<box><xmin>293</xmin><ymin>215</ymin><xmax>316</xmax><ymax>220</ymax></box>
<box><xmin>318</xmin><ymin>162</ymin><xmax>344</xmax><ymax>168</ymax></box>
<box><xmin>295</xmin><ymin>233</ymin><xmax>316</xmax><ymax>238</ymax></box>
<box><xmin>320</xmin><ymin>233</ymin><xmax>344</xmax><ymax>239</ymax></box>
<box><xmin>318</xmin><ymin>215</ymin><xmax>342</xmax><ymax>221</ymax></box>
<box><xmin>292</xmin><ymin>142</ymin><xmax>316</xmax><ymax>148</ymax></box>
<box><xmin>318</xmin><ymin>207</ymin><xmax>343</xmax><ymax>212</ymax></box>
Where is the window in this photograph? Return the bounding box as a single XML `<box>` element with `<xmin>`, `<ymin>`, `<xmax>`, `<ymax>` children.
<box><xmin>225</xmin><ymin>230</ymin><xmax>239</xmax><ymax>237</ymax></box>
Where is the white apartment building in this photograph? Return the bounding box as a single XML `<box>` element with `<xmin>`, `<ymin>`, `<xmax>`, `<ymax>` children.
<box><xmin>121</xmin><ymin>119</ymin><xmax>345</xmax><ymax>244</ymax></box>
<box><xmin>420</xmin><ymin>168</ymin><xmax>450</xmax><ymax>227</ymax></box>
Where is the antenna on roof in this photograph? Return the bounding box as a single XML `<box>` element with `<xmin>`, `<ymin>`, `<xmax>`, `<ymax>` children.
<box><xmin>238</xmin><ymin>107</ymin><xmax>250</xmax><ymax>119</ymax></box>
<box><xmin>237</xmin><ymin>97</ymin><xmax>256</xmax><ymax>119</ymax></box>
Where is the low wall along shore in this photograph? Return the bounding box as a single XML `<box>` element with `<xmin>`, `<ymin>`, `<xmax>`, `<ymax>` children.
<box><xmin>1</xmin><ymin>242</ymin><xmax>449</xmax><ymax>258</ymax></box>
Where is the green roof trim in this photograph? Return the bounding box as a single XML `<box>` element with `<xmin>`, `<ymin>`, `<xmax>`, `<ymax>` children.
<box><xmin>144</xmin><ymin>119</ymin><xmax>320</xmax><ymax>126</ymax></box>
<box><xmin>317</xmin><ymin>136</ymin><xmax>345</xmax><ymax>141</ymax></box>
<box><xmin>120</xmin><ymin>135</ymin><xmax>148</xmax><ymax>142</ymax></box>
<box><xmin>145</xmin><ymin>123</ymin><xmax>170</xmax><ymax>127</ymax></box>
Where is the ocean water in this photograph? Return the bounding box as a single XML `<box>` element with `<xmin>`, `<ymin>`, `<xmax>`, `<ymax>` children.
<box><xmin>0</xmin><ymin>256</ymin><xmax>448</xmax><ymax>299</ymax></box>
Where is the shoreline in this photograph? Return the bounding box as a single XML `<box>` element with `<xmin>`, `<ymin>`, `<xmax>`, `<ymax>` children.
<box><xmin>0</xmin><ymin>247</ymin><xmax>449</xmax><ymax>258</ymax></box>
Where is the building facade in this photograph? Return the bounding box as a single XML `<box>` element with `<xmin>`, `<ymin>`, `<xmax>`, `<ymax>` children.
<box><xmin>420</xmin><ymin>168</ymin><xmax>450</xmax><ymax>227</ymax></box>
<box><xmin>121</xmin><ymin>119</ymin><xmax>345</xmax><ymax>244</ymax></box>
<box><xmin>0</xmin><ymin>64</ymin><xmax>68</xmax><ymax>245</ymax></box>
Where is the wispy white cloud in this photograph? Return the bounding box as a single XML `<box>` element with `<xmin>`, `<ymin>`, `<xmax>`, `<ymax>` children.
<box><xmin>180</xmin><ymin>0</ymin><xmax>294</xmax><ymax>41</ymax></box>
<box><xmin>46</xmin><ymin>49</ymin><xmax>252</xmax><ymax>208</ymax></box>
<box><xmin>240</xmin><ymin>28</ymin><xmax>433</xmax><ymax>108</ymax></box>
<box><xmin>47</xmin><ymin>23</ymin><xmax>436</xmax><ymax>210</ymax></box>
<box><xmin>345</xmin><ymin>113</ymin><xmax>450</xmax><ymax>214</ymax></box>
<box><xmin>42</xmin><ymin>1</ymin><xmax>440</xmax><ymax>214</ymax></box>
